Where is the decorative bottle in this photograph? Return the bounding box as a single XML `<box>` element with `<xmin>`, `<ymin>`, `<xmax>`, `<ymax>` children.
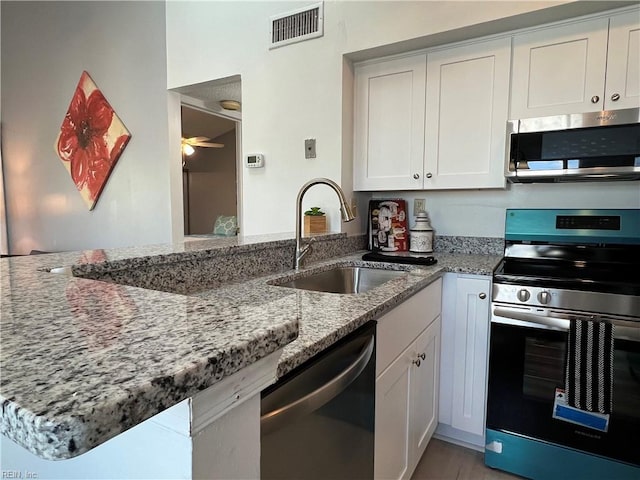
<box><xmin>410</xmin><ymin>212</ymin><xmax>434</xmax><ymax>253</ymax></box>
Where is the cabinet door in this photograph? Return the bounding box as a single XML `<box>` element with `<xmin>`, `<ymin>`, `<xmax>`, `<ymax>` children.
<box><xmin>450</xmin><ymin>276</ymin><xmax>491</xmax><ymax>437</ymax></box>
<box><xmin>409</xmin><ymin>318</ymin><xmax>440</xmax><ymax>468</ymax></box>
<box><xmin>438</xmin><ymin>273</ymin><xmax>457</xmax><ymax>427</ymax></box>
<box><xmin>354</xmin><ymin>54</ymin><xmax>426</xmax><ymax>191</ymax></box>
<box><xmin>510</xmin><ymin>17</ymin><xmax>609</xmax><ymax>118</ymax></box>
<box><xmin>605</xmin><ymin>11</ymin><xmax>640</xmax><ymax>110</ymax></box>
<box><xmin>377</xmin><ymin>277</ymin><xmax>442</xmax><ymax>376</ymax></box>
<box><xmin>424</xmin><ymin>37</ymin><xmax>510</xmax><ymax>189</ymax></box>
<box><xmin>375</xmin><ymin>349</ymin><xmax>412</xmax><ymax>480</ymax></box>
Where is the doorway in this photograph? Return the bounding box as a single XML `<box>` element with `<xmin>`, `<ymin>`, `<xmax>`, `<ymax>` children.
<box><xmin>181</xmin><ymin>106</ymin><xmax>238</xmax><ymax>235</ymax></box>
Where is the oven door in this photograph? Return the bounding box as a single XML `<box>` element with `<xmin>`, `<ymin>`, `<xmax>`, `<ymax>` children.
<box><xmin>486</xmin><ymin>304</ymin><xmax>640</xmax><ymax>467</ymax></box>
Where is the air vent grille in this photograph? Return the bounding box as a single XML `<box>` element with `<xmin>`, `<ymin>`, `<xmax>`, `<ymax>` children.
<box><xmin>270</xmin><ymin>2</ymin><xmax>324</xmax><ymax>49</ymax></box>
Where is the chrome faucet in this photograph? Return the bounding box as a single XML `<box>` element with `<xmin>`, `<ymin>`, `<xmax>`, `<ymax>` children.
<box><xmin>295</xmin><ymin>178</ymin><xmax>356</xmax><ymax>270</ymax></box>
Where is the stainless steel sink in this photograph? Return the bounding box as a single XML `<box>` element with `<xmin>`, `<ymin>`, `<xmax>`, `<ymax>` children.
<box><xmin>273</xmin><ymin>266</ymin><xmax>406</xmax><ymax>294</ymax></box>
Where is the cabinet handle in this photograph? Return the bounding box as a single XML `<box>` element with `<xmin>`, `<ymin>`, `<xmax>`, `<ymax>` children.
<box><xmin>479</xmin><ymin>292</ymin><xmax>487</xmax><ymax>300</ymax></box>
<box><xmin>611</xmin><ymin>93</ymin><xmax>620</xmax><ymax>102</ymax></box>
<box><xmin>426</xmin><ymin>172</ymin><xmax>433</xmax><ymax>179</ymax></box>
<box><xmin>413</xmin><ymin>173</ymin><xmax>420</xmax><ymax>180</ymax></box>
<box><xmin>412</xmin><ymin>352</ymin><xmax>426</xmax><ymax>367</ymax></box>
<box><xmin>591</xmin><ymin>95</ymin><xmax>600</xmax><ymax>104</ymax></box>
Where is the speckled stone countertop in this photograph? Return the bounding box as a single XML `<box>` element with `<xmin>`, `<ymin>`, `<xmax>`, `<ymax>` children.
<box><xmin>0</xmin><ymin>233</ymin><xmax>501</xmax><ymax>461</ymax></box>
<box><xmin>232</xmin><ymin>251</ymin><xmax>501</xmax><ymax>378</ymax></box>
<box><xmin>1</xmin><ymin>233</ymin><xmax>307</xmax><ymax>461</ymax></box>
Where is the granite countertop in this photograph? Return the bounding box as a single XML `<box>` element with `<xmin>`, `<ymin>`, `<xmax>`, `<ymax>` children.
<box><xmin>244</xmin><ymin>251</ymin><xmax>501</xmax><ymax>378</ymax></box>
<box><xmin>0</xmin><ymin>236</ymin><xmax>501</xmax><ymax>461</ymax></box>
<box><xmin>1</xmin><ymin>235</ymin><xmax>304</xmax><ymax>461</ymax></box>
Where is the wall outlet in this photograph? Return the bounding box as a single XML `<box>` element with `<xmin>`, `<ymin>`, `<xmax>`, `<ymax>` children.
<box><xmin>305</xmin><ymin>138</ymin><xmax>316</xmax><ymax>159</ymax></box>
<box><xmin>414</xmin><ymin>198</ymin><xmax>426</xmax><ymax>214</ymax></box>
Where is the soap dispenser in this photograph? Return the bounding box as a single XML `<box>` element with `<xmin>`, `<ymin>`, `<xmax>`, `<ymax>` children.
<box><xmin>410</xmin><ymin>211</ymin><xmax>434</xmax><ymax>254</ymax></box>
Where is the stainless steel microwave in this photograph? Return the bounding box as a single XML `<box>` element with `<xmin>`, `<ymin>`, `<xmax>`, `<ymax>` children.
<box><xmin>506</xmin><ymin>107</ymin><xmax>640</xmax><ymax>183</ymax></box>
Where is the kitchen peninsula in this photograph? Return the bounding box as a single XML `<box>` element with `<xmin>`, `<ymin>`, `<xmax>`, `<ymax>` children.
<box><xmin>1</xmin><ymin>233</ymin><xmax>499</xmax><ymax>478</ymax></box>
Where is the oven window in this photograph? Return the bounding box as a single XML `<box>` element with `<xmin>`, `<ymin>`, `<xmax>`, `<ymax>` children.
<box><xmin>487</xmin><ymin>322</ymin><xmax>640</xmax><ymax>467</ymax></box>
<box><xmin>523</xmin><ymin>337</ymin><xmax>566</xmax><ymax>401</ymax></box>
<box><xmin>614</xmin><ymin>349</ymin><xmax>640</xmax><ymax>419</ymax></box>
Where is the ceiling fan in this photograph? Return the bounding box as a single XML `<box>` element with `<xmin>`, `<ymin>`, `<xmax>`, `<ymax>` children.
<box><xmin>181</xmin><ymin>136</ymin><xmax>224</xmax><ymax>156</ymax></box>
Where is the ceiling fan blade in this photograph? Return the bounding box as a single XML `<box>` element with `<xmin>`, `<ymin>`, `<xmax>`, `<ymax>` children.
<box><xmin>193</xmin><ymin>142</ymin><xmax>224</xmax><ymax>148</ymax></box>
<box><xmin>188</xmin><ymin>136</ymin><xmax>212</xmax><ymax>143</ymax></box>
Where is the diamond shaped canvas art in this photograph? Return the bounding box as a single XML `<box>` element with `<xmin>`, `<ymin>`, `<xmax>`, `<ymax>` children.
<box><xmin>55</xmin><ymin>71</ymin><xmax>131</xmax><ymax>210</ymax></box>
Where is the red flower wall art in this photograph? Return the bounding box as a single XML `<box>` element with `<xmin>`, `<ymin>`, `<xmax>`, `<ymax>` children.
<box><xmin>55</xmin><ymin>71</ymin><xmax>131</xmax><ymax>210</ymax></box>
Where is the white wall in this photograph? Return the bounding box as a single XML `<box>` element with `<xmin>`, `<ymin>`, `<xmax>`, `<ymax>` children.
<box><xmin>1</xmin><ymin>1</ymin><xmax>178</xmax><ymax>255</ymax></box>
<box><xmin>379</xmin><ymin>183</ymin><xmax>640</xmax><ymax>238</ymax></box>
<box><xmin>166</xmin><ymin>0</ymin><xmax>639</xmax><ymax>238</ymax></box>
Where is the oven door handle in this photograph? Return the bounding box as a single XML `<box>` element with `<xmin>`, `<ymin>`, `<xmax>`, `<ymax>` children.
<box><xmin>492</xmin><ymin>306</ymin><xmax>640</xmax><ymax>341</ymax></box>
<box><xmin>492</xmin><ymin>306</ymin><xmax>570</xmax><ymax>331</ymax></box>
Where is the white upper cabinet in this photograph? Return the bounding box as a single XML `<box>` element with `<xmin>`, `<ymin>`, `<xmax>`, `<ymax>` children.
<box><xmin>606</xmin><ymin>11</ymin><xmax>640</xmax><ymax>110</ymax></box>
<box><xmin>424</xmin><ymin>37</ymin><xmax>510</xmax><ymax>189</ymax></box>
<box><xmin>511</xmin><ymin>18</ymin><xmax>608</xmax><ymax>118</ymax></box>
<box><xmin>354</xmin><ymin>54</ymin><xmax>426</xmax><ymax>191</ymax></box>
<box><xmin>510</xmin><ymin>9</ymin><xmax>639</xmax><ymax>119</ymax></box>
<box><xmin>354</xmin><ymin>38</ymin><xmax>510</xmax><ymax>191</ymax></box>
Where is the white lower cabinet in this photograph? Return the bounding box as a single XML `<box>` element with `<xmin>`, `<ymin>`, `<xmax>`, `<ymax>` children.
<box><xmin>376</xmin><ymin>343</ymin><xmax>412</xmax><ymax>479</ymax></box>
<box><xmin>410</xmin><ymin>321</ymin><xmax>440</xmax><ymax>459</ymax></box>
<box><xmin>437</xmin><ymin>273</ymin><xmax>491</xmax><ymax>449</ymax></box>
<box><xmin>375</xmin><ymin>278</ymin><xmax>442</xmax><ymax>479</ymax></box>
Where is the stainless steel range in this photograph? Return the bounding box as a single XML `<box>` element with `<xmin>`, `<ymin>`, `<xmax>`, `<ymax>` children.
<box><xmin>485</xmin><ymin>209</ymin><xmax>640</xmax><ymax>480</ymax></box>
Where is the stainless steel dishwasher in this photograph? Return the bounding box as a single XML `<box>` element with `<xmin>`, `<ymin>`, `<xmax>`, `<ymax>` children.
<box><xmin>261</xmin><ymin>321</ymin><xmax>376</xmax><ymax>479</ymax></box>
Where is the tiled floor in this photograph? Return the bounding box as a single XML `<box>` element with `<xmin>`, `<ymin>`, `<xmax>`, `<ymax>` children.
<box><xmin>411</xmin><ymin>438</ymin><xmax>522</xmax><ymax>480</ymax></box>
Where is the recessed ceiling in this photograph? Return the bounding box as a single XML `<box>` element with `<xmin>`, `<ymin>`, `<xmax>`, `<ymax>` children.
<box><xmin>174</xmin><ymin>75</ymin><xmax>241</xmax><ymax>111</ymax></box>
<box><xmin>181</xmin><ymin>106</ymin><xmax>235</xmax><ymax>141</ymax></box>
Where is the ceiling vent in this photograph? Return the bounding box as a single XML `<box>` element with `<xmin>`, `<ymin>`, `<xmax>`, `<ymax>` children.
<box><xmin>269</xmin><ymin>2</ymin><xmax>324</xmax><ymax>49</ymax></box>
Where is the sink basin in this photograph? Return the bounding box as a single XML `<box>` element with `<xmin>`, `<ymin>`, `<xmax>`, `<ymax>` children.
<box><xmin>274</xmin><ymin>266</ymin><xmax>406</xmax><ymax>294</ymax></box>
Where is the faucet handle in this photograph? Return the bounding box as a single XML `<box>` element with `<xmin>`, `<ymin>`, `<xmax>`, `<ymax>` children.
<box><xmin>296</xmin><ymin>237</ymin><xmax>316</xmax><ymax>269</ymax></box>
<box><xmin>302</xmin><ymin>236</ymin><xmax>316</xmax><ymax>253</ymax></box>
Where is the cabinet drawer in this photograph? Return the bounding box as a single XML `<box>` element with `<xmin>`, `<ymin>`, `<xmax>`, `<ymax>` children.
<box><xmin>377</xmin><ymin>277</ymin><xmax>442</xmax><ymax>376</ymax></box>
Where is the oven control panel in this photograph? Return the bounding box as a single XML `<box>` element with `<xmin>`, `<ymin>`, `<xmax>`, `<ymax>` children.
<box><xmin>504</xmin><ymin>209</ymin><xmax>640</xmax><ymax>245</ymax></box>
<box><xmin>492</xmin><ymin>283</ymin><xmax>639</xmax><ymax>319</ymax></box>
<box><xmin>495</xmin><ymin>284</ymin><xmax>556</xmax><ymax>307</ymax></box>
<box><xmin>556</xmin><ymin>215</ymin><xmax>620</xmax><ymax>230</ymax></box>
<box><xmin>514</xmin><ymin>288</ymin><xmax>552</xmax><ymax>304</ymax></box>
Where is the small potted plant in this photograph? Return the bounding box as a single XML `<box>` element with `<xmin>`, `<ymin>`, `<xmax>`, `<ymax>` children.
<box><xmin>304</xmin><ymin>207</ymin><xmax>327</xmax><ymax>235</ymax></box>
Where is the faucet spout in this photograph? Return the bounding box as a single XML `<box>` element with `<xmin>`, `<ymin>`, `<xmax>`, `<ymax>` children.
<box><xmin>295</xmin><ymin>178</ymin><xmax>355</xmax><ymax>270</ymax></box>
